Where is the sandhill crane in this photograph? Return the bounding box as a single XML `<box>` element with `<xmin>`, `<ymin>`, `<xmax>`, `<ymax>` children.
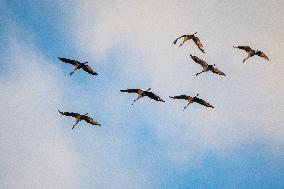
<box><xmin>190</xmin><ymin>54</ymin><xmax>226</xmax><ymax>76</ymax></box>
<box><xmin>58</xmin><ymin>110</ymin><xmax>101</xmax><ymax>129</ymax></box>
<box><xmin>233</xmin><ymin>46</ymin><xmax>270</xmax><ymax>63</ymax></box>
<box><xmin>120</xmin><ymin>88</ymin><xmax>165</xmax><ymax>105</ymax></box>
<box><xmin>172</xmin><ymin>32</ymin><xmax>205</xmax><ymax>53</ymax></box>
<box><xmin>58</xmin><ymin>57</ymin><xmax>98</xmax><ymax>76</ymax></box>
<box><xmin>169</xmin><ymin>94</ymin><xmax>214</xmax><ymax>110</ymax></box>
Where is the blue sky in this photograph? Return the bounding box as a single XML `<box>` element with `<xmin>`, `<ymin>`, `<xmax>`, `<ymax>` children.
<box><xmin>1</xmin><ymin>1</ymin><xmax>284</xmax><ymax>188</ymax></box>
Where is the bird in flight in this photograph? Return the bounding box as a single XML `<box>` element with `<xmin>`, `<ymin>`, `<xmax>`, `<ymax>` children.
<box><xmin>120</xmin><ymin>88</ymin><xmax>165</xmax><ymax>105</ymax></box>
<box><xmin>233</xmin><ymin>46</ymin><xmax>270</xmax><ymax>63</ymax></box>
<box><xmin>172</xmin><ymin>32</ymin><xmax>205</xmax><ymax>53</ymax></box>
<box><xmin>58</xmin><ymin>110</ymin><xmax>101</xmax><ymax>129</ymax></box>
<box><xmin>190</xmin><ymin>54</ymin><xmax>226</xmax><ymax>76</ymax></box>
<box><xmin>169</xmin><ymin>94</ymin><xmax>214</xmax><ymax>110</ymax></box>
<box><xmin>58</xmin><ymin>57</ymin><xmax>98</xmax><ymax>76</ymax></box>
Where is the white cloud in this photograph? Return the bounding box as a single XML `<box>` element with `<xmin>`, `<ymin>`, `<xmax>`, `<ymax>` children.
<box><xmin>2</xmin><ymin>1</ymin><xmax>283</xmax><ymax>188</ymax></box>
<box><xmin>69</xmin><ymin>0</ymin><xmax>284</xmax><ymax>165</ymax></box>
<box><xmin>0</xmin><ymin>3</ymin><xmax>156</xmax><ymax>188</ymax></box>
<box><xmin>0</xmin><ymin>36</ymin><xmax>83</xmax><ymax>188</ymax></box>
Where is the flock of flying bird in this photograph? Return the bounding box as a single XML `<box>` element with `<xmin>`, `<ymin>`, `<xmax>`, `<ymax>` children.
<box><xmin>58</xmin><ymin>32</ymin><xmax>270</xmax><ymax>129</ymax></box>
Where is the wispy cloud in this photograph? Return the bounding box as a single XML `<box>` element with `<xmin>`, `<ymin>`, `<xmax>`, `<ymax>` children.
<box><xmin>0</xmin><ymin>36</ymin><xmax>83</xmax><ymax>188</ymax></box>
<box><xmin>0</xmin><ymin>3</ymin><xmax>156</xmax><ymax>188</ymax></box>
<box><xmin>69</xmin><ymin>0</ymin><xmax>284</xmax><ymax>164</ymax></box>
<box><xmin>2</xmin><ymin>1</ymin><xmax>284</xmax><ymax>188</ymax></box>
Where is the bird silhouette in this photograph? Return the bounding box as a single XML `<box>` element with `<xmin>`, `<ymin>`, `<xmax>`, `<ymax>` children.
<box><xmin>233</xmin><ymin>46</ymin><xmax>270</xmax><ymax>63</ymax></box>
<box><xmin>58</xmin><ymin>57</ymin><xmax>98</xmax><ymax>76</ymax></box>
<box><xmin>190</xmin><ymin>54</ymin><xmax>226</xmax><ymax>76</ymax></box>
<box><xmin>120</xmin><ymin>88</ymin><xmax>165</xmax><ymax>105</ymax></box>
<box><xmin>58</xmin><ymin>110</ymin><xmax>101</xmax><ymax>129</ymax></box>
<box><xmin>169</xmin><ymin>94</ymin><xmax>214</xmax><ymax>110</ymax></box>
<box><xmin>172</xmin><ymin>32</ymin><xmax>205</xmax><ymax>53</ymax></box>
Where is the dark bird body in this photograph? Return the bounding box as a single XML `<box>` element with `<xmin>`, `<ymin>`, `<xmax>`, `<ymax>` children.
<box><xmin>190</xmin><ymin>54</ymin><xmax>226</xmax><ymax>76</ymax></box>
<box><xmin>120</xmin><ymin>88</ymin><xmax>165</xmax><ymax>105</ymax></box>
<box><xmin>233</xmin><ymin>46</ymin><xmax>270</xmax><ymax>63</ymax></box>
<box><xmin>169</xmin><ymin>94</ymin><xmax>214</xmax><ymax>110</ymax></box>
<box><xmin>58</xmin><ymin>57</ymin><xmax>98</xmax><ymax>76</ymax></box>
<box><xmin>58</xmin><ymin>110</ymin><xmax>101</xmax><ymax>129</ymax></box>
<box><xmin>172</xmin><ymin>32</ymin><xmax>205</xmax><ymax>53</ymax></box>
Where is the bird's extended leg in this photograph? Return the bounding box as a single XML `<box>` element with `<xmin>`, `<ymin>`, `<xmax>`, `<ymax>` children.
<box><xmin>183</xmin><ymin>102</ymin><xmax>192</xmax><ymax>111</ymax></box>
<box><xmin>72</xmin><ymin>120</ymin><xmax>80</xmax><ymax>129</ymax></box>
<box><xmin>242</xmin><ymin>58</ymin><xmax>248</xmax><ymax>63</ymax></box>
<box><xmin>179</xmin><ymin>38</ymin><xmax>187</xmax><ymax>47</ymax></box>
<box><xmin>132</xmin><ymin>96</ymin><xmax>142</xmax><ymax>105</ymax></box>
<box><xmin>242</xmin><ymin>55</ymin><xmax>251</xmax><ymax>63</ymax></box>
<box><xmin>70</xmin><ymin>67</ymin><xmax>78</xmax><ymax>75</ymax></box>
<box><xmin>196</xmin><ymin>70</ymin><xmax>205</xmax><ymax>76</ymax></box>
<box><xmin>179</xmin><ymin>39</ymin><xmax>186</xmax><ymax>47</ymax></box>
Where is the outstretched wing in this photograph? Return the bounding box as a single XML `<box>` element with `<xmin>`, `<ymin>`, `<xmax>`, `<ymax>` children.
<box><xmin>256</xmin><ymin>51</ymin><xmax>270</xmax><ymax>61</ymax></box>
<box><xmin>193</xmin><ymin>97</ymin><xmax>214</xmax><ymax>108</ymax></box>
<box><xmin>82</xmin><ymin>115</ymin><xmax>101</xmax><ymax>126</ymax></box>
<box><xmin>172</xmin><ymin>35</ymin><xmax>187</xmax><ymax>45</ymax></box>
<box><xmin>211</xmin><ymin>67</ymin><xmax>226</xmax><ymax>76</ymax></box>
<box><xmin>58</xmin><ymin>57</ymin><xmax>80</xmax><ymax>66</ymax></box>
<box><xmin>58</xmin><ymin>110</ymin><xmax>80</xmax><ymax>118</ymax></box>
<box><xmin>120</xmin><ymin>89</ymin><xmax>141</xmax><ymax>93</ymax></box>
<box><xmin>233</xmin><ymin>46</ymin><xmax>253</xmax><ymax>53</ymax></box>
<box><xmin>144</xmin><ymin>91</ymin><xmax>165</xmax><ymax>102</ymax></box>
<box><xmin>169</xmin><ymin>95</ymin><xmax>189</xmax><ymax>100</ymax></box>
<box><xmin>192</xmin><ymin>36</ymin><xmax>205</xmax><ymax>53</ymax></box>
<box><xmin>190</xmin><ymin>54</ymin><xmax>208</xmax><ymax>69</ymax></box>
<box><xmin>82</xmin><ymin>65</ymin><xmax>98</xmax><ymax>75</ymax></box>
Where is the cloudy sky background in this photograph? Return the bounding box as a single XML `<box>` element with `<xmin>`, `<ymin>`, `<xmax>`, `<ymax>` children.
<box><xmin>1</xmin><ymin>0</ymin><xmax>284</xmax><ymax>188</ymax></box>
